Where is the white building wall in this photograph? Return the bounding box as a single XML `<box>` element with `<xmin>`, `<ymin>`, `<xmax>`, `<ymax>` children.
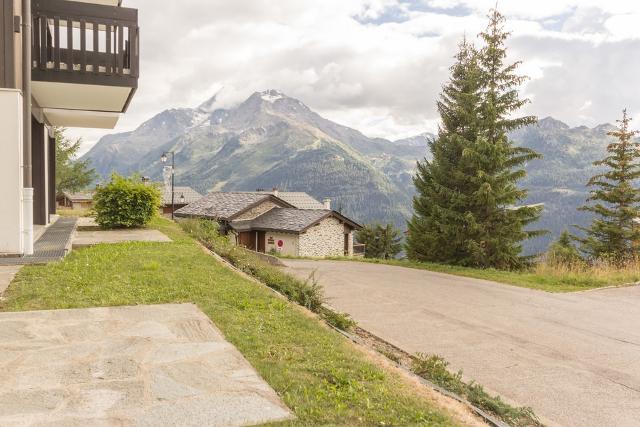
<box><xmin>264</xmin><ymin>231</ymin><xmax>299</xmax><ymax>256</ymax></box>
<box><xmin>298</xmin><ymin>217</ymin><xmax>345</xmax><ymax>257</ymax></box>
<box><xmin>0</xmin><ymin>89</ymin><xmax>24</xmax><ymax>254</ymax></box>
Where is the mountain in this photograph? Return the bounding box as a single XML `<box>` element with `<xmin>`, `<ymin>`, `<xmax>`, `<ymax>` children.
<box><xmin>83</xmin><ymin>91</ymin><xmax>615</xmax><ymax>254</ymax></box>
<box><xmin>511</xmin><ymin>117</ymin><xmax>613</xmax><ymax>253</ymax></box>
<box><xmin>83</xmin><ymin>90</ymin><xmax>417</xmax><ymax>225</ymax></box>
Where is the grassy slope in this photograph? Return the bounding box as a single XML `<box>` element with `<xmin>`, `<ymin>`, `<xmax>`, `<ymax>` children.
<box><xmin>297</xmin><ymin>257</ymin><xmax>639</xmax><ymax>293</ymax></box>
<box><xmin>0</xmin><ymin>218</ymin><xmax>460</xmax><ymax>426</ymax></box>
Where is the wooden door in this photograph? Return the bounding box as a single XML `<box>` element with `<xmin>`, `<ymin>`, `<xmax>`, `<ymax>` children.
<box><xmin>238</xmin><ymin>232</ymin><xmax>255</xmax><ymax>250</ymax></box>
<box><xmin>257</xmin><ymin>231</ymin><xmax>266</xmax><ymax>253</ymax></box>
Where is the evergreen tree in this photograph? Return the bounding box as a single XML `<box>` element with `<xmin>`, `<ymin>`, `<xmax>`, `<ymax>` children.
<box><xmin>547</xmin><ymin>230</ymin><xmax>582</xmax><ymax>266</ymax></box>
<box><xmin>357</xmin><ymin>224</ymin><xmax>403</xmax><ymax>260</ymax></box>
<box><xmin>577</xmin><ymin>110</ymin><xmax>640</xmax><ymax>262</ymax></box>
<box><xmin>406</xmin><ymin>39</ymin><xmax>484</xmax><ymax>263</ymax></box>
<box><xmin>55</xmin><ymin>128</ymin><xmax>97</xmax><ymax>195</ymax></box>
<box><xmin>468</xmin><ymin>8</ymin><xmax>545</xmax><ymax>268</ymax></box>
<box><xmin>407</xmin><ymin>9</ymin><xmax>544</xmax><ymax>270</ymax></box>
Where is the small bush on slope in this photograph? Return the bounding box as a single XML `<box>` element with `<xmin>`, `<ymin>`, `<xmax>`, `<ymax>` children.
<box><xmin>412</xmin><ymin>354</ymin><xmax>542</xmax><ymax>427</ymax></box>
<box><xmin>179</xmin><ymin>218</ymin><xmax>355</xmax><ymax>330</ymax></box>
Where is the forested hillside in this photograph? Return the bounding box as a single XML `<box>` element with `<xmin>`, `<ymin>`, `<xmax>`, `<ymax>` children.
<box><xmin>82</xmin><ymin>91</ymin><xmax>616</xmax><ymax>253</ymax></box>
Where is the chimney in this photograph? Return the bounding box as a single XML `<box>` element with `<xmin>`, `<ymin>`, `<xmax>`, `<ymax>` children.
<box><xmin>272</xmin><ymin>187</ymin><xmax>279</xmax><ymax>198</ymax></box>
<box><xmin>142</xmin><ymin>176</ymin><xmax>151</xmax><ymax>186</ymax></box>
<box><xmin>323</xmin><ymin>198</ymin><xmax>331</xmax><ymax>210</ymax></box>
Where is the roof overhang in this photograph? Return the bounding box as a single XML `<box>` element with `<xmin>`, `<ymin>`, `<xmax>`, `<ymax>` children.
<box><xmin>42</xmin><ymin>108</ymin><xmax>120</xmax><ymax>128</ymax></box>
<box><xmin>300</xmin><ymin>211</ymin><xmax>362</xmax><ymax>232</ymax></box>
<box><xmin>70</xmin><ymin>0</ymin><xmax>123</xmax><ymax>6</ymax></box>
<box><xmin>228</xmin><ymin>195</ymin><xmax>296</xmax><ymax>220</ymax></box>
<box><xmin>32</xmin><ymin>81</ymin><xmax>134</xmax><ymax>113</ymax></box>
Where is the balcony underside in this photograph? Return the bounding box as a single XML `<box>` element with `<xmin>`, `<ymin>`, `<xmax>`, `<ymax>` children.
<box><xmin>42</xmin><ymin>108</ymin><xmax>121</xmax><ymax>129</ymax></box>
<box><xmin>32</xmin><ymin>81</ymin><xmax>134</xmax><ymax>128</ymax></box>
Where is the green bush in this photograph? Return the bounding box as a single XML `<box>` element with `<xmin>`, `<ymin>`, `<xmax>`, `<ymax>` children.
<box><xmin>356</xmin><ymin>223</ymin><xmax>403</xmax><ymax>260</ymax></box>
<box><xmin>93</xmin><ymin>174</ymin><xmax>161</xmax><ymax>229</ymax></box>
<box><xmin>546</xmin><ymin>230</ymin><xmax>583</xmax><ymax>267</ymax></box>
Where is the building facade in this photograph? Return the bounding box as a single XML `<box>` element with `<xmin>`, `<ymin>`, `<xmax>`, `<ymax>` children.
<box><xmin>176</xmin><ymin>191</ymin><xmax>361</xmax><ymax>258</ymax></box>
<box><xmin>0</xmin><ymin>0</ymin><xmax>139</xmax><ymax>255</ymax></box>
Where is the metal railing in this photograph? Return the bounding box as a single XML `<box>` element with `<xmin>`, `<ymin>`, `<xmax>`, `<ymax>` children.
<box><xmin>31</xmin><ymin>0</ymin><xmax>138</xmax><ymax>87</ymax></box>
<box><xmin>352</xmin><ymin>243</ymin><xmax>366</xmax><ymax>257</ymax></box>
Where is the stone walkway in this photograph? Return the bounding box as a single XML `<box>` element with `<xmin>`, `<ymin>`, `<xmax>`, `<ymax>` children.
<box><xmin>0</xmin><ymin>266</ymin><xmax>21</xmax><ymax>295</ymax></box>
<box><xmin>0</xmin><ymin>304</ymin><xmax>293</xmax><ymax>426</ymax></box>
<box><xmin>0</xmin><ymin>217</ymin><xmax>77</xmax><ymax>266</ymax></box>
<box><xmin>73</xmin><ymin>229</ymin><xmax>172</xmax><ymax>248</ymax></box>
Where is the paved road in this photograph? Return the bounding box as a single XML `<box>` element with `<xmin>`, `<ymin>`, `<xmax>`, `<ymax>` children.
<box><xmin>284</xmin><ymin>260</ymin><xmax>640</xmax><ymax>427</ymax></box>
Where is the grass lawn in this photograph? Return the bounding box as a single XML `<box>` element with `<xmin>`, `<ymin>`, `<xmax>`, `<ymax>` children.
<box><xmin>0</xmin><ymin>217</ymin><xmax>464</xmax><ymax>426</ymax></box>
<box><xmin>290</xmin><ymin>256</ymin><xmax>640</xmax><ymax>293</ymax></box>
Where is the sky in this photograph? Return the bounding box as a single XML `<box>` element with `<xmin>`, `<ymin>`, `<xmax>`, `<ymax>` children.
<box><xmin>72</xmin><ymin>0</ymin><xmax>640</xmax><ymax>154</ymax></box>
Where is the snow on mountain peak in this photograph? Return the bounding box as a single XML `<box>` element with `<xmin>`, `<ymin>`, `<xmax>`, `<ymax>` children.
<box><xmin>260</xmin><ymin>89</ymin><xmax>285</xmax><ymax>103</ymax></box>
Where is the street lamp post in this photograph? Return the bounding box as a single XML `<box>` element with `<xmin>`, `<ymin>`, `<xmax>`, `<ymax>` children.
<box><xmin>160</xmin><ymin>151</ymin><xmax>175</xmax><ymax>220</ymax></box>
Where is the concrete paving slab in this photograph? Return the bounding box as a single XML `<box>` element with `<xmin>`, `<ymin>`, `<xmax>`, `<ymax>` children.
<box><xmin>72</xmin><ymin>229</ymin><xmax>172</xmax><ymax>248</ymax></box>
<box><xmin>76</xmin><ymin>217</ymin><xmax>99</xmax><ymax>229</ymax></box>
<box><xmin>0</xmin><ymin>304</ymin><xmax>293</xmax><ymax>426</ymax></box>
<box><xmin>0</xmin><ymin>266</ymin><xmax>22</xmax><ymax>295</ymax></box>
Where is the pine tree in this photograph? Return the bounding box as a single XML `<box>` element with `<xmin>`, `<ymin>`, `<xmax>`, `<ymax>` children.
<box><xmin>357</xmin><ymin>223</ymin><xmax>403</xmax><ymax>260</ymax></box>
<box><xmin>466</xmin><ymin>8</ymin><xmax>545</xmax><ymax>269</ymax></box>
<box><xmin>547</xmin><ymin>230</ymin><xmax>582</xmax><ymax>266</ymax></box>
<box><xmin>406</xmin><ymin>39</ymin><xmax>484</xmax><ymax>264</ymax></box>
<box><xmin>407</xmin><ymin>9</ymin><xmax>544</xmax><ymax>270</ymax></box>
<box><xmin>577</xmin><ymin>110</ymin><xmax>640</xmax><ymax>262</ymax></box>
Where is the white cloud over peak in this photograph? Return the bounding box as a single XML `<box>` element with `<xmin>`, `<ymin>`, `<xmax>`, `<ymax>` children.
<box><xmin>72</xmin><ymin>0</ymin><xmax>640</xmax><ymax>154</ymax></box>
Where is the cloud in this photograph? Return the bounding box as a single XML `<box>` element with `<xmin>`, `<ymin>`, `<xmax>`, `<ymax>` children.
<box><xmin>70</xmin><ymin>0</ymin><xmax>640</xmax><ymax>155</ymax></box>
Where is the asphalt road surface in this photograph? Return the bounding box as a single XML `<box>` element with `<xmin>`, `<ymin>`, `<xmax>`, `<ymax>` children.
<box><xmin>283</xmin><ymin>259</ymin><xmax>640</xmax><ymax>427</ymax></box>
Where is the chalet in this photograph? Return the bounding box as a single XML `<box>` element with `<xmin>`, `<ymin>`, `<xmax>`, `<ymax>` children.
<box><xmin>175</xmin><ymin>191</ymin><xmax>361</xmax><ymax>257</ymax></box>
<box><xmin>0</xmin><ymin>0</ymin><xmax>139</xmax><ymax>255</ymax></box>
<box><xmin>160</xmin><ymin>186</ymin><xmax>202</xmax><ymax>215</ymax></box>
<box><xmin>57</xmin><ymin>191</ymin><xmax>94</xmax><ymax>210</ymax></box>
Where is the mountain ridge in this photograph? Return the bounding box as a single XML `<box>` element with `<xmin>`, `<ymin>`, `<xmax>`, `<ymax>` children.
<box><xmin>82</xmin><ymin>90</ymin><xmax>616</xmax><ymax>253</ymax></box>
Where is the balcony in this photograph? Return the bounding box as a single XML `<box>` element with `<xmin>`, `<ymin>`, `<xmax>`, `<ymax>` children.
<box><xmin>31</xmin><ymin>0</ymin><xmax>139</xmax><ymax>128</ymax></box>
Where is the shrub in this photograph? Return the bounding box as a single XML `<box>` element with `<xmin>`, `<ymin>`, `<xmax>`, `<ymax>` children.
<box><xmin>546</xmin><ymin>230</ymin><xmax>583</xmax><ymax>267</ymax></box>
<box><xmin>93</xmin><ymin>174</ymin><xmax>161</xmax><ymax>229</ymax></box>
<box><xmin>356</xmin><ymin>223</ymin><xmax>403</xmax><ymax>259</ymax></box>
<box><xmin>179</xmin><ymin>218</ymin><xmax>355</xmax><ymax>330</ymax></box>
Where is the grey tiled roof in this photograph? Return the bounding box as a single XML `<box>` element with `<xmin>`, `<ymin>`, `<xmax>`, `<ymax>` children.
<box><xmin>162</xmin><ymin>186</ymin><xmax>202</xmax><ymax>205</ymax></box>
<box><xmin>62</xmin><ymin>191</ymin><xmax>94</xmax><ymax>202</ymax></box>
<box><xmin>259</xmin><ymin>192</ymin><xmax>326</xmax><ymax>210</ymax></box>
<box><xmin>237</xmin><ymin>208</ymin><xmax>331</xmax><ymax>233</ymax></box>
<box><xmin>175</xmin><ymin>192</ymin><xmax>272</xmax><ymax>220</ymax></box>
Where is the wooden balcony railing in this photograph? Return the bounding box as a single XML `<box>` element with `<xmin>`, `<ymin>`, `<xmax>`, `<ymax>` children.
<box><xmin>31</xmin><ymin>0</ymin><xmax>139</xmax><ymax>88</ymax></box>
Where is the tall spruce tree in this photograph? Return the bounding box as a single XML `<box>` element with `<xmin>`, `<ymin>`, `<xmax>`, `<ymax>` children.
<box><xmin>406</xmin><ymin>39</ymin><xmax>484</xmax><ymax>263</ymax></box>
<box><xmin>407</xmin><ymin>9</ymin><xmax>544</xmax><ymax>270</ymax></box>
<box><xmin>470</xmin><ymin>8</ymin><xmax>545</xmax><ymax>268</ymax></box>
<box><xmin>577</xmin><ymin>110</ymin><xmax>640</xmax><ymax>262</ymax></box>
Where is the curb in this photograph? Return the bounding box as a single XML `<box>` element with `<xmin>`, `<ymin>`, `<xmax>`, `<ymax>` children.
<box><xmin>198</xmin><ymin>241</ymin><xmax>507</xmax><ymax>427</ymax></box>
<box><xmin>328</xmin><ymin>325</ymin><xmax>510</xmax><ymax>427</ymax></box>
<box><xmin>63</xmin><ymin>218</ymin><xmax>79</xmax><ymax>257</ymax></box>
